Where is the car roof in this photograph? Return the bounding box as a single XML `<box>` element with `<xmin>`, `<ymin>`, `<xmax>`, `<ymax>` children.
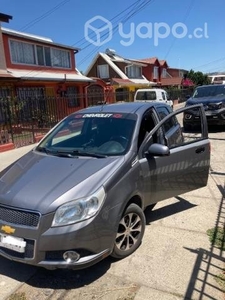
<box><xmin>135</xmin><ymin>88</ymin><xmax>165</xmax><ymax>91</ymax></box>
<box><xmin>74</xmin><ymin>102</ymin><xmax>166</xmax><ymax>116</ymax></box>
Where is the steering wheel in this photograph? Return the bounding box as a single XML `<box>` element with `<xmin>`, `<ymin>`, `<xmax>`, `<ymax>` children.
<box><xmin>110</xmin><ymin>135</ymin><xmax>128</xmax><ymax>147</ymax></box>
<box><xmin>98</xmin><ymin>141</ymin><xmax>124</xmax><ymax>154</ymax></box>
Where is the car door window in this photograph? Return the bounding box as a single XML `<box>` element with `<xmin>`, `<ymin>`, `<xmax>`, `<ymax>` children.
<box><xmin>140</xmin><ymin>105</ymin><xmax>207</xmax><ymax>156</ymax></box>
<box><xmin>156</xmin><ymin>106</ymin><xmax>176</xmax><ymax>134</ymax></box>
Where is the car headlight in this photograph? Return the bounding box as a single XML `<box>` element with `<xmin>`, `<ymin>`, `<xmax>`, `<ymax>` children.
<box><xmin>52</xmin><ymin>186</ymin><xmax>106</xmax><ymax>227</ymax></box>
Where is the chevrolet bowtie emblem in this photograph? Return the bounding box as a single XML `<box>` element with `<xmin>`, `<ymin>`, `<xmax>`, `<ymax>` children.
<box><xmin>1</xmin><ymin>225</ymin><xmax>15</xmax><ymax>234</ymax></box>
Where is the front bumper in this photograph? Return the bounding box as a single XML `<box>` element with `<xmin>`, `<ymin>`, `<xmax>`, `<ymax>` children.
<box><xmin>183</xmin><ymin>107</ymin><xmax>225</xmax><ymax>126</ymax></box>
<box><xmin>0</xmin><ymin>209</ymin><xmax>115</xmax><ymax>270</ymax></box>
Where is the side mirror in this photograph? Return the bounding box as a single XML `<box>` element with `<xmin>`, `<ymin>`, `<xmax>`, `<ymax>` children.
<box><xmin>145</xmin><ymin>143</ymin><xmax>170</xmax><ymax>157</ymax></box>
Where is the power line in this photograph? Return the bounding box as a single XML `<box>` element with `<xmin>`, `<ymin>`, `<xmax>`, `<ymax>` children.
<box><xmin>20</xmin><ymin>0</ymin><xmax>71</xmax><ymax>31</ymax></box>
<box><xmin>77</xmin><ymin>0</ymin><xmax>154</xmax><ymax>67</ymax></box>
<box><xmin>74</xmin><ymin>0</ymin><xmax>144</xmax><ymax>48</ymax></box>
<box><xmin>192</xmin><ymin>57</ymin><xmax>225</xmax><ymax>70</ymax></box>
<box><xmin>76</xmin><ymin>0</ymin><xmax>153</xmax><ymax>50</ymax></box>
<box><xmin>15</xmin><ymin>0</ymin><xmax>153</xmax><ymax>77</ymax></box>
<box><xmin>164</xmin><ymin>0</ymin><xmax>196</xmax><ymax>59</ymax></box>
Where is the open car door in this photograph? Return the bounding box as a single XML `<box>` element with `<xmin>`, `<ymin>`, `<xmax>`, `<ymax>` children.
<box><xmin>139</xmin><ymin>104</ymin><xmax>210</xmax><ymax>205</ymax></box>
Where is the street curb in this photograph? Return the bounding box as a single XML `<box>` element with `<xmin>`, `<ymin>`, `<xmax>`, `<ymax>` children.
<box><xmin>0</xmin><ymin>143</ymin><xmax>15</xmax><ymax>152</ymax></box>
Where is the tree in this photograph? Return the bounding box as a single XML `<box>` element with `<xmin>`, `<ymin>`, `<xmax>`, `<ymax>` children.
<box><xmin>187</xmin><ymin>69</ymin><xmax>210</xmax><ymax>86</ymax></box>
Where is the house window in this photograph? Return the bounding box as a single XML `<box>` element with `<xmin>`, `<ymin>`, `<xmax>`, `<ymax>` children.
<box><xmin>36</xmin><ymin>45</ymin><xmax>45</xmax><ymax>66</ymax></box>
<box><xmin>162</xmin><ymin>68</ymin><xmax>167</xmax><ymax>78</ymax></box>
<box><xmin>97</xmin><ymin>64</ymin><xmax>109</xmax><ymax>78</ymax></box>
<box><xmin>44</xmin><ymin>47</ymin><xmax>51</xmax><ymax>66</ymax></box>
<box><xmin>10</xmin><ymin>40</ymin><xmax>36</xmax><ymax>65</ymax></box>
<box><xmin>153</xmin><ymin>66</ymin><xmax>159</xmax><ymax>79</ymax></box>
<box><xmin>126</xmin><ymin>65</ymin><xmax>142</xmax><ymax>78</ymax></box>
<box><xmin>9</xmin><ymin>40</ymin><xmax>71</xmax><ymax>68</ymax></box>
<box><xmin>51</xmin><ymin>48</ymin><xmax>71</xmax><ymax>68</ymax></box>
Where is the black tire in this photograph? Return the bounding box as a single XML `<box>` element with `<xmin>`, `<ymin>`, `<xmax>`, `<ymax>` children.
<box><xmin>111</xmin><ymin>203</ymin><xmax>146</xmax><ymax>259</ymax></box>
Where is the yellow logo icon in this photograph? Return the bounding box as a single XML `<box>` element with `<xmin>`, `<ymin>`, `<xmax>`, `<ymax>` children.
<box><xmin>1</xmin><ymin>225</ymin><xmax>15</xmax><ymax>234</ymax></box>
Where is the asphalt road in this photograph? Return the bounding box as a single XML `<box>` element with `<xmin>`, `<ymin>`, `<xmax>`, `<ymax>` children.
<box><xmin>0</xmin><ymin>108</ymin><xmax>224</xmax><ymax>300</ymax></box>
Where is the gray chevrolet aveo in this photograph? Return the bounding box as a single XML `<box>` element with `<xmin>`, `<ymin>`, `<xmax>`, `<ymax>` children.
<box><xmin>0</xmin><ymin>102</ymin><xmax>210</xmax><ymax>269</ymax></box>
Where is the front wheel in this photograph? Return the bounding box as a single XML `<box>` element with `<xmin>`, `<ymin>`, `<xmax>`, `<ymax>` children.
<box><xmin>111</xmin><ymin>203</ymin><xmax>146</xmax><ymax>259</ymax></box>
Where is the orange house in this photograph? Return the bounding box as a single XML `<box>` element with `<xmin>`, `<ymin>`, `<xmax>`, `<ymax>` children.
<box><xmin>0</xmin><ymin>24</ymin><xmax>94</xmax><ymax>113</ymax></box>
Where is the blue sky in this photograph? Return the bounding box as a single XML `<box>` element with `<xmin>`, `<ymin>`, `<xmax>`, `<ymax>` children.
<box><xmin>1</xmin><ymin>0</ymin><xmax>225</xmax><ymax>73</ymax></box>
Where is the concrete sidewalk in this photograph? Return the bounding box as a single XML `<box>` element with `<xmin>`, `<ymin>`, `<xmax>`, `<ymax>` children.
<box><xmin>0</xmin><ymin>144</ymin><xmax>36</xmax><ymax>172</ymax></box>
<box><xmin>0</xmin><ymin>129</ymin><xmax>224</xmax><ymax>300</ymax></box>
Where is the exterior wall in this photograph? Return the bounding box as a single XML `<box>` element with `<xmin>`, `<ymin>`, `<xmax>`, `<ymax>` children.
<box><xmin>142</xmin><ymin>63</ymin><xmax>161</xmax><ymax>83</ymax></box>
<box><xmin>87</xmin><ymin>56</ymin><xmax>119</xmax><ymax>80</ymax></box>
<box><xmin>114</xmin><ymin>61</ymin><xmax>127</xmax><ymax>74</ymax></box>
<box><xmin>0</xmin><ymin>31</ymin><xmax>90</xmax><ymax>115</ymax></box>
<box><xmin>159</xmin><ymin>63</ymin><xmax>168</xmax><ymax>80</ymax></box>
<box><xmin>3</xmin><ymin>33</ymin><xmax>76</xmax><ymax>72</ymax></box>
<box><xmin>142</xmin><ymin>65</ymin><xmax>154</xmax><ymax>81</ymax></box>
<box><xmin>167</xmin><ymin>68</ymin><xmax>180</xmax><ymax>77</ymax></box>
<box><xmin>167</xmin><ymin>68</ymin><xmax>187</xmax><ymax>78</ymax></box>
<box><xmin>0</xmin><ymin>24</ymin><xmax>7</xmax><ymax>70</ymax></box>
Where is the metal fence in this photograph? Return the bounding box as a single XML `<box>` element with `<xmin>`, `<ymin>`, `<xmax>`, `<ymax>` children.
<box><xmin>0</xmin><ymin>96</ymin><xmax>83</xmax><ymax>148</ymax></box>
<box><xmin>0</xmin><ymin>88</ymin><xmax>193</xmax><ymax>148</ymax></box>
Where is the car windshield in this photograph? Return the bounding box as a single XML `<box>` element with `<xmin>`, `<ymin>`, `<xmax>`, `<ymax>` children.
<box><xmin>192</xmin><ymin>85</ymin><xmax>225</xmax><ymax>98</ymax></box>
<box><xmin>36</xmin><ymin>112</ymin><xmax>137</xmax><ymax>157</ymax></box>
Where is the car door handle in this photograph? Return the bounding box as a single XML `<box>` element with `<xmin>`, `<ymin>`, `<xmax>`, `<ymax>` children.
<box><xmin>196</xmin><ymin>147</ymin><xmax>205</xmax><ymax>154</ymax></box>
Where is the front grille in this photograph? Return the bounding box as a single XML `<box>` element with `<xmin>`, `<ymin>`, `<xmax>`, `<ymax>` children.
<box><xmin>0</xmin><ymin>205</ymin><xmax>40</xmax><ymax>227</ymax></box>
<box><xmin>0</xmin><ymin>239</ymin><xmax>35</xmax><ymax>259</ymax></box>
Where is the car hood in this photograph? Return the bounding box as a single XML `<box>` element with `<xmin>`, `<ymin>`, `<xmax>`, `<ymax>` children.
<box><xmin>186</xmin><ymin>95</ymin><xmax>225</xmax><ymax>106</ymax></box>
<box><xmin>0</xmin><ymin>150</ymin><xmax>125</xmax><ymax>214</ymax></box>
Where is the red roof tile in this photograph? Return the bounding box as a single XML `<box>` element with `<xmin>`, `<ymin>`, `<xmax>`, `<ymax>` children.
<box><xmin>161</xmin><ymin>77</ymin><xmax>194</xmax><ymax>87</ymax></box>
<box><xmin>159</xmin><ymin>60</ymin><xmax>168</xmax><ymax>67</ymax></box>
<box><xmin>134</xmin><ymin>57</ymin><xmax>159</xmax><ymax>64</ymax></box>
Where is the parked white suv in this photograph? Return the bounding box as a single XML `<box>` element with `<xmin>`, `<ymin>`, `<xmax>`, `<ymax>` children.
<box><xmin>134</xmin><ymin>88</ymin><xmax>173</xmax><ymax>108</ymax></box>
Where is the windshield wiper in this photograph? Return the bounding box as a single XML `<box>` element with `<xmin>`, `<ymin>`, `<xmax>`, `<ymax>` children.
<box><xmin>36</xmin><ymin>147</ymin><xmax>75</xmax><ymax>158</ymax></box>
<box><xmin>36</xmin><ymin>147</ymin><xmax>106</xmax><ymax>158</ymax></box>
<box><xmin>72</xmin><ymin>150</ymin><xmax>107</xmax><ymax>158</ymax></box>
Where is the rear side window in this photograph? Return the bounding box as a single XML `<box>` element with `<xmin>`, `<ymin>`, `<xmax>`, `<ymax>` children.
<box><xmin>156</xmin><ymin>106</ymin><xmax>176</xmax><ymax>133</ymax></box>
<box><xmin>136</xmin><ymin>91</ymin><xmax>156</xmax><ymax>101</ymax></box>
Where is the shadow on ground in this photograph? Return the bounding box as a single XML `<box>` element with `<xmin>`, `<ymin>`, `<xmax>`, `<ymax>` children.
<box><xmin>145</xmin><ymin>195</ymin><xmax>196</xmax><ymax>224</ymax></box>
<box><xmin>184</xmin><ymin>183</ymin><xmax>225</xmax><ymax>299</ymax></box>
